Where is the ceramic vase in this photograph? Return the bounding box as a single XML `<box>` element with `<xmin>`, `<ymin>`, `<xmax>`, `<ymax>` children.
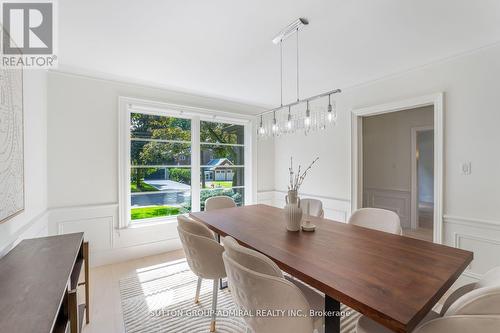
<box><xmin>284</xmin><ymin>190</ymin><xmax>302</xmax><ymax>231</ymax></box>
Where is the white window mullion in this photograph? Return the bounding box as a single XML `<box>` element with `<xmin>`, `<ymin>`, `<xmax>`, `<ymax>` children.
<box><xmin>118</xmin><ymin>101</ymin><xmax>132</xmax><ymax>228</ymax></box>
<box><xmin>191</xmin><ymin>116</ymin><xmax>201</xmax><ymax>212</ymax></box>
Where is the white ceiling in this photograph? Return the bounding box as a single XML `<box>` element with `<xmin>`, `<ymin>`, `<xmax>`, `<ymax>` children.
<box><xmin>58</xmin><ymin>0</ymin><xmax>500</xmax><ymax>109</ymax></box>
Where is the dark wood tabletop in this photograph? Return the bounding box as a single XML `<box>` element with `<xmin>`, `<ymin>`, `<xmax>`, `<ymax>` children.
<box><xmin>0</xmin><ymin>233</ymin><xmax>84</xmax><ymax>333</ymax></box>
<box><xmin>190</xmin><ymin>204</ymin><xmax>473</xmax><ymax>333</ymax></box>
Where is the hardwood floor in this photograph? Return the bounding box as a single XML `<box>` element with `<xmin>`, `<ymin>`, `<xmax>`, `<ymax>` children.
<box><xmin>403</xmin><ymin>203</ymin><xmax>434</xmax><ymax>242</ymax></box>
<box><xmin>82</xmin><ymin>249</ymin><xmax>185</xmax><ymax>333</ymax></box>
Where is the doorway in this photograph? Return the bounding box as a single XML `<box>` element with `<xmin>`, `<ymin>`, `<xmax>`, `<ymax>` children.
<box><xmin>351</xmin><ymin>93</ymin><xmax>443</xmax><ymax>243</ymax></box>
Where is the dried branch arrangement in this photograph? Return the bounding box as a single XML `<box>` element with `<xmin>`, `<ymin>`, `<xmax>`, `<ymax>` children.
<box><xmin>288</xmin><ymin>156</ymin><xmax>319</xmax><ymax>191</ymax></box>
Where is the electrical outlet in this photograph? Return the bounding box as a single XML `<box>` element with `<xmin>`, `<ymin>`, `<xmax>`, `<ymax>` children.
<box><xmin>460</xmin><ymin>161</ymin><xmax>472</xmax><ymax>175</ymax></box>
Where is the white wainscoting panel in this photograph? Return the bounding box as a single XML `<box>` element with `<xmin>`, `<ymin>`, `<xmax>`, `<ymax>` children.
<box><xmin>256</xmin><ymin>191</ymin><xmax>274</xmax><ymax>206</ymax></box>
<box><xmin>444</xmin><ymin>215</ymin><xmax>500</xmax><ymax>281</ymax></box>
<box><xmin>49</xmin><ymin>204</ymin><xmax>182</xmax><ymax>267</ymax></box>
<box><xmin>257</xmin><ymin>190</ymin><xmax>351</xmax><ymax>223</ymax></box>
<box><xmin>363</xmin><ymin>188</ymin><xmax>411</xmax><ymax>228</ymax></box>
<box><xmin>58</xmin><ymin>217</ymin><xmax>113</xmax><ymax>252</ymax></box>
<box><xmin>29</xmin><ymin>197</ymin><xmax>500</xmax><ymax>280</ymax></box>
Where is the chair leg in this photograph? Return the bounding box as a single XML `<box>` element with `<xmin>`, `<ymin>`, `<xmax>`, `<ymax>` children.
<box><xmin>210</xmin><ymin>279</ymin><xmax>218</xmax><ymax>332</ymax></box>
<box><xmin>195</xmin><ymin>277</ymin><xmax>202</xmax><ymax>304</ymax></box>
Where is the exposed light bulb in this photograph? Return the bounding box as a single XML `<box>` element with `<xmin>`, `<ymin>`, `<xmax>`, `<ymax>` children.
<box><xmin>287</xmin><ymin>107</ymin><xmax>292</xmax><ymax>130</ymax></box>
<box><xmin>327</xmin><ymin>95</ymin><xmax>336</xmax><ymax>124</ymax></box>
<box><xmin>327</xmin><ymin>94</ymin><xmax>333</xmax><ymax>123</ymax></box>
<box><xmin>259</xmin><ymin>115</ymin><xmax>265</xmax><ymax>135</ymax></box>
<box><xmin>327</xmin><ymin>104</ymin><xmax>333</xmax><ymax>122</ymax></box>
<box><xmin>304</xmin><ymin>101</ymin><xmax>311</xmax><ymax>127</ymax></box>
<box><xmin>272</xmin><ymin>111</ymin><xmax>278</xmax><ymax>133</ymax></box>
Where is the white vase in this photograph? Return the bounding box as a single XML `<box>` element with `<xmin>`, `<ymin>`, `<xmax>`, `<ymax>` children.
<box><xmin>284</xmin><ymin>190</ymin><xmax>302</xmax><ymax>231</ymax></box>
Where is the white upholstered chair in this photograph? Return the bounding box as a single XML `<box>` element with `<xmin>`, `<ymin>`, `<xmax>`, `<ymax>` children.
<box><xmin>222</xmin><ymin>236</ymin><xmax>324</xmax><ymax>333</ymax></box>
<box><xmin>348</xmin><ymin>208</ymin><xmax>403</xmax><ymax>235</ymax></box>
<box><xmin>205</xmin><ymin>195</ymin><xmax>236</xmax><ymax>211</ymax></box>
<box><xmin>177</xmin><ymin>215</ymin><xmax>226</xmax><ymax>332</ymax></box>
<box><xmin>301</xmin><ymin>198</ymin><xmax>324</xmax><ymax>218</ymax></box>
<box><xmin>356</xmin><ymin>267</ymin><xmax>500</xmax><ymax>333</ymax></box>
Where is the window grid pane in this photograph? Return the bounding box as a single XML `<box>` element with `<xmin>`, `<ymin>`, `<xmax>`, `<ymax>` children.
<box><xmin>200</xmin><ymin>120</ymin><xmax>245</xmax><ymax>209</ymax></box>
<box><xmin>130</xmin><ymin>113</ymin><xmax>192</xmax><ymax>222</ymax></box>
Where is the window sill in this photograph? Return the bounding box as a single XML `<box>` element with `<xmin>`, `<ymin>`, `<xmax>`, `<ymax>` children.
<box><xmin>127</xmin><ymin>215</ymin><xmax>180</xmax><ymax>229</ymax></box>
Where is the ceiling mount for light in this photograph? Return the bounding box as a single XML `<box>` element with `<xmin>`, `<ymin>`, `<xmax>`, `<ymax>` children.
<box><xmin>258</xmin><ymin>18</ymin><xmax>341</xmax><ymax>139</ymax></box>
<box><xmin>272</xmin><ymin>18</ymin><xmax>309</xmax><ymax>44</ymax></box>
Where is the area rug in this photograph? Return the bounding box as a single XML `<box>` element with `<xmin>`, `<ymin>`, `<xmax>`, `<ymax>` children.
<box><xmin>119</xmin><ymin>259</ymin><xmax>359</xmax><ymax>333</ymax></box>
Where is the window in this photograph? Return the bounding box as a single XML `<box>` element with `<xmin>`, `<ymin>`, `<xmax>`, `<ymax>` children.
<box><xmin>119</xmin><ymin>98</ymin><xmax>252</xmax><ymax>226</ymax></box>
<box><xmin>200</xmin><ymin>120</ymin><xmax>245</xmax><ymax>211</ymax></box>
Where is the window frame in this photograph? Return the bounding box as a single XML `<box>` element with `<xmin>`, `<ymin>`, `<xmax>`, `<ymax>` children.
<box><xmin>118</xmin><ymin>96</ymin><xmax>254</xmax><ymax>228</ymax></box>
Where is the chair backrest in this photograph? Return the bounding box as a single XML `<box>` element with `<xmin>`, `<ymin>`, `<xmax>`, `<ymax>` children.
<box><xmin>348</xmin><ymin>208</ymin><xmax>402</xmax><ymax>235</ymax></box>
<box><xmin>301</xmin><ymin>198</ymin><xmax>324</xmax><ymax>218</ymax></box>
<box><xmin>223</xmin><ymin>236</ymin><xmax>283</xmax><ymax>278</ymax></box>
<box><xmin>413</xmin><ymin>316</ymin><xmax>500</xmax><ymax>333</ymax></box>
<box><xmin>177</xmin><ymin>215</ymin><xmax>226</xmax><ymax>279</ymax></box>
<box><xmin>178</xmin><ymin>215</ymin><xmax>215</xmax><ymax>240</ymax></box>
<box><xmin>205</xmin><ymin>196</ymin><xmax>236</xmax><ymax>211</ymax></box>
<box><xmin>223</xmin><ymin>253</ymin><xmax>314</xmax><ymax>333</ymax></box>
<box><xmin>445</xmin><ymin>267</ymin><xmax>500</xmax><ymax>316</ymax></box>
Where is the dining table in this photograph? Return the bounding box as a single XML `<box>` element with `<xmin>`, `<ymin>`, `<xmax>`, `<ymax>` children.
<box><xmin>190</xmin><ymin>204</ymin><xmax>473</xmax><ymax>333</ymax></box>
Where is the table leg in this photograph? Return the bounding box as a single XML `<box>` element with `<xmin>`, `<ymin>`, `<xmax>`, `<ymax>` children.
<box><xmin>325</xmin><ymin>295</ymin><xmax>341</xmax><ymax>333</ymax></box>
<box><xmin>216</xmin><ymin>234</ymin><xmax>228</xmax><ymax>290</ymax></box>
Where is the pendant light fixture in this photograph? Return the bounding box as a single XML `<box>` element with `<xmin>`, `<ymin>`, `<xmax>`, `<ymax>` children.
<box><xmin>257</xmin><ymin>18</ymin><xmax>342</xmax><ymax>139</ymax></box>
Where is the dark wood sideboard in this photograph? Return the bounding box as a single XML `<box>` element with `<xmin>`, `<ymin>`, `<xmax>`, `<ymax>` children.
<box><xmin>0</xmin><ymin>233</ymin><xmax>90</xmax><ymax>333</ymax></box>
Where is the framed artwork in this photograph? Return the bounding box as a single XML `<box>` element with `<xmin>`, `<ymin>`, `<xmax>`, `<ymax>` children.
<box><xmin>0</xmin><ymin>67</ymin><xmax>24</xmax><ymax>223</ymax></box>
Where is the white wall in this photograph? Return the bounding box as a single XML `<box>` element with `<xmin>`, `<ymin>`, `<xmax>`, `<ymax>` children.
<box><xmin>47</xmin><ymin>71</ymin><xmax>259</xmax><ymax>266</ymax></box>
<box><xmin>363</xmin><ymin>106</ymin><xmax>433</xmax><ymax>192</ymax></box>
<box><xmin>258</xmin><ymin>43</ymin><xmax>500</xmax><ymax>281</ymax></box>
<box><xmin>0</xmin><ymin>70</ymin><xmax>49</xmax><ymax>256</ymax></box>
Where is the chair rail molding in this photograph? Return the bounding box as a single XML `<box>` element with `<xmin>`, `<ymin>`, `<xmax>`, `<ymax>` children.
<box><xmin>0</xmin><ymin>210</ymin><xmax>50</xmax><ymax>258</ymax></box>
<box><xmin>350</xmin><ymin>92</ymin><xmax>444</xmax><ymax>243</ymax></box>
